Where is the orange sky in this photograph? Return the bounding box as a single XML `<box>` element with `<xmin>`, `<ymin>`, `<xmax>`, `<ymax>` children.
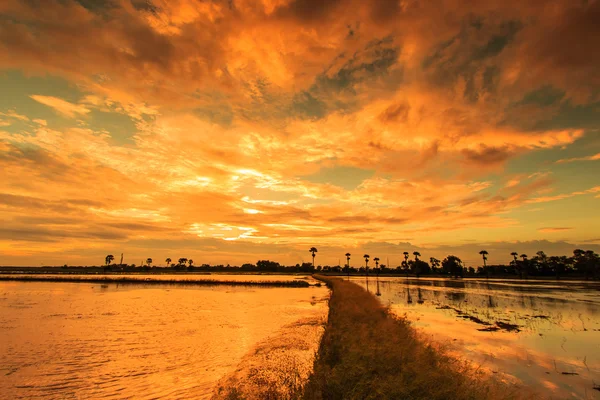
<box><xmin>1</xmin><ymin>0</ymin><xmax>599</xmax><ymax>267</ymax></box>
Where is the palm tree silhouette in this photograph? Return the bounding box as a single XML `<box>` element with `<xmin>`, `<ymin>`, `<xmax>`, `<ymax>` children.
<box><xmin>178</xmin><ymin>258</ymin><xmax>188</xmax><ymax>267</ymax></box>
<box><xmin>510</xmin><ymin>252</ymin><xmax>518</xmax><ymax>263</ymax></box>
<box><xmin>413</xmin><ymin>251</ymin><xmax>421</xmax><ymax>261</ymax></box>
<box><xmin>104</xmin><ymin>254</ymin><xmax>114</xmax><ymax>274</ymax></box>
<box><xmin>146</xmin><ymin>258</ymin><xmax>152</xmax><ymax>267</ymax></box>
<box><xmin>374</xmin><ymin>257</ymin><xmax>380</xmax><ymax>276</ymax></box>
<box><xmin>188</xmin><ymin>259</ymin><xmax>194</xmax><ymax>267</ymax></box>
<box><xmin>480</xmin><ymin>250</ymin><xmax>489</xmax><ymax>278</ymax></box>
<box><xmin>345</xmin><ymin>253</ymin><xmax>351</xmax><ymax>278</ymax></box>
<box><xmin>479</xmin><ymin>250</ymin><xmax>488</xmax><ymax>267</ymax></box>
<box><xmin>165</xmin><ymin>257</ymin><xmax>172</xmax><ymax>267</ymax></box>
<box><xmin>309</xmin><ymin>247</ymin><xmax>318</xmax><ymax>268</ymax></box>
<box><xmin>511</xmin><ymin>252</ymin><xmax>520</xmax><ymax>278</ymax></box>
<box><xmin>520</xmin><ymin>254</ymin><xmax>528</xmax><ymax>278</ymax></box>
<box><xmin>364</xmin><ymin>254</ymin><xmax>370</xmax><ymax>277</ymax></box>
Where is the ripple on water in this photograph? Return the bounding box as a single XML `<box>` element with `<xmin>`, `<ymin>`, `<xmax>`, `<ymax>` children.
<box><xmin>0</xmin><ymin>281</ymin><xmax>329</xmax><ymax>399</ymax></box>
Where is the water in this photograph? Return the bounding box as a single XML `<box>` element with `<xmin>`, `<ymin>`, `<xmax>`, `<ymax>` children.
<box><xmin>354</xmin><ymin>276</ymin><xmax>600</xmax><ymax>399</ymax></box>
<box><xmin>0</xmin><ymin>273</ymin><xmax>318</xmax><ymax>283</ymax></box>
<box><xmin>0</xmin><ymin>278</ymin><xmax>328</xmax><ymax>399</ymax></box>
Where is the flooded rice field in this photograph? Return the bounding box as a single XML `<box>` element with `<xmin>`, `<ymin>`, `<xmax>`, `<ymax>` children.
<box><xmin>354</xmin><ymin>276</ymin><xmax>600</xmax><ymax>399</ymax></box>
<box><xmin>0</xmin><ymin>278</ymin><xmax>328</xmax><ymax>399</ymax></box>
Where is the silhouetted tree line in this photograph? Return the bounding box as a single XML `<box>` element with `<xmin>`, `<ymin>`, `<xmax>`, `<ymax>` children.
<box><xmin>91</xmin><ymin>249</ymin><xmax>600</xmax><ymax>279</ymax></box>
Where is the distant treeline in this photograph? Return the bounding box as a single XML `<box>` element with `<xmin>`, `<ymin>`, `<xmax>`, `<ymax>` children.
<box><xmin>3</xmin><ymin>249</ymin><xmax>598</xmax><ymax>279</ymax></box>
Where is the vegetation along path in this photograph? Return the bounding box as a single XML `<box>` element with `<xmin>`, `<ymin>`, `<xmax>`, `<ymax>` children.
<box><xmin>303</xmin><ymin>275</ymin><xmax>526</xmax><ymax>400</ymax></box>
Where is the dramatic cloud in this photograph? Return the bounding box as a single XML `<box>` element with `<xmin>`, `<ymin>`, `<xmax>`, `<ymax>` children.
<box><xmin>30</xmin><ymin>95</ymin><xmax>90</xmax><ymax>118</ymax></box>
<box><xmin>556</xmin><ymin>153</ymin><xmax>600</xmax><ymax>164</ymax></box>
<box><xmin>0</xmin><ymin>0</ymin><xmax>599</xmax><ymax>265</ymax></box>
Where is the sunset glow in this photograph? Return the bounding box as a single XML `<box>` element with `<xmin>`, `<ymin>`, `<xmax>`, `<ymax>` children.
<box><xmin>1</xmin><ymin>0</ymin><xmax>599</xmax><ymax>266</ymax></box>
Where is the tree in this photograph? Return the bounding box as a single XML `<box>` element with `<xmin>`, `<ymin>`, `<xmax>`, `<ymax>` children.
<box><xmin>309</xmin><ymin>247</ymin><xmax>318</xmax><ymax>267</ymax></box>
<box><xmin>104</xmin><ymin>254</ymin><xmax>114</xmax><ymax>273</ymax></box>
<box><xmin>479</xmin><ymin>250</ymin><xmax>489</xmax><ymax>277</ymax></box>
<box><xmin>413</xmin><ymin>251</ymin><xmax>421</xmax><ymax>261</ymax></box>
<box><xmin>429</xmin><ymin>257</ymin><xmax>440</xmax><ymax>272</ymax></box>
<box><xmin>374</xmin><ymin>257</ymin><xmax>380</xmax><ymax>276</ymax></box>
<box><xmin>165</xmin><ymin>257</ymin><xmax>172</xmax><ymax>267</ymax></box>
<box><xmin>188</xmin><ymin>259</ymin><xmax>194</xmax><ymax>267</ymax></box>
<box><xmin>442</xmin><ymin>256</ymin><xmax>463</xmax><ymax>278</ymax></box>
<box><xmin>412</xmin><ymin>259</ymin><xmax>430</xmax><ymax>278</ymax></box>
<box><xmin>364</xmin><ymin>254</ymin><xmax>370</xmax><ymax>276</ymax></box>
<box><xmin>479</xmin><ymin>250</ymin><xmax>488</xmax><ymax>267</ymax></box>
<box><xmin>105</xmin><ymin>254</ymin><xmax>114</xmax><ymax>266</ymax></box>
<box><xmin>178</xmin><ymin>258</ymin><xmax>188</xmax><ymax>267</ymax></box>
<box><xmin>146</xmin><ymin>258</ymin><xmax>152</xmax><ymax>267</ymax></box>
<box><xmin>510</xmin><ymin>252</ymin><xmax>521</xmax><ymax>278</ymax></box>
<box><xmin>345</xmin><ymin>253</ymin><xmax>351</xmax><ymax>278</ymax></box>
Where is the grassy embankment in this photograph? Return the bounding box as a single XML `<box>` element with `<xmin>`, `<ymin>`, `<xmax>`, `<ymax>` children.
<box><xmin>0</xmin><ymin>275</ymin><xmax>311</xmax><ymax>288</ymax></box>
<box><xmin>303</xmin><ymin>275</ymin><xmax>524</xmax><ymax>400</ymax></box>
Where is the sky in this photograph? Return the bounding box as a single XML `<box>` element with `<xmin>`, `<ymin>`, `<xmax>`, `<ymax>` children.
<box><xmin>1</xmin><ymin>0</ymin><xmax>599</xmax><ymax>267</ymax></box>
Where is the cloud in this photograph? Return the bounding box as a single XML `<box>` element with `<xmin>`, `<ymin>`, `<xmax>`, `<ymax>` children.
<box><xmin>526</xmin><ymin>186</ymin><xmax>600</xmax><ymax>204</ymax></box>
<box><xmin>537</xmin><ymin>227</ymin><xmax>572</xmax><ymax>233</ymax></box>
<box><xmin>0</xmin><ymin>0</ymin><xmax>599</xmax><ymax>265</ymax></box>
<box><xmin>555</xmin><ymin>152</ymin><xmax>600</xmax><ymax>163</ymax></box>
<box><xmin>30</xmin><ymin>95</ymin><xmax>90</xmax><ymax>118</ymax></box>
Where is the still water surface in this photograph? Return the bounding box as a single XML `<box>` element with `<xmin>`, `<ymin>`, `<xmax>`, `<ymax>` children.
<box><xmin>0</xmin><ymin>277</ymin><xmax>327</xmax><ymax>399</ymax></box>
<box><xmin>354</xmin><ymin>276</ymin><xmax>600</xmax><ymax>399</ymax></box>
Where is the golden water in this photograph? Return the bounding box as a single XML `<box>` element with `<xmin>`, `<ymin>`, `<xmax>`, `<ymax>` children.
<box><xmin>356</xmin><ymin>276</ymin><xmax>600</xmax><ymax>399</ymax></box>
<box><xmin>0</xmin><ymin>276</ymin><xmax>328</xmax><ymax>399</ymax></box>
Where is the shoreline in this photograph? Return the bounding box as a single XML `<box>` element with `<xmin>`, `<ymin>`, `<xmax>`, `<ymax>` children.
<box><xmin>303</xmin><ymin>275</ymin><xmax>525</xmax><ymax>399</ymax></box>
<box><xmin>0</xmin><ymin>275</ymin><xmax>313</xmax><ymax>288</ymax></box>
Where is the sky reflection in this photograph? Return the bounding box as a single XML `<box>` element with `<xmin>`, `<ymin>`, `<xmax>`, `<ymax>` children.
<box><xmin>353</xmin><ymin>277</ymin><xmax>600</xmax><ymax>399</ymax></box>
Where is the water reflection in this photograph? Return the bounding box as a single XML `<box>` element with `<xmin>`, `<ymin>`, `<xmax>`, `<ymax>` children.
<box><xmin>0</xmin><ymin>280</ymin><xmax>328</xmax><ymax>399</ymax></box>
<box><xmin>353</xmin><ymin>277</ymin><xmax>600</xmax><ymax>399</ymax></box>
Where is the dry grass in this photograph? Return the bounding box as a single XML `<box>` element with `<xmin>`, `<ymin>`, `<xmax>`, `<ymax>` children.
<box><xmin>303</xmin><ymin>275</ymin><xmax>527</xmax><ymax>400</ymax></box>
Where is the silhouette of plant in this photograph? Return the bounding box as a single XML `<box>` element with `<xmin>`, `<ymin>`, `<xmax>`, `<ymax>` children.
<box><xmin>165</xmin><ymin>257</ymin><xmax>172</xmax><ymax>267</ymax></box>
<box><xmin>309</xmin><ymin>247</ymin><xmax>318</xmax><ymax>267</ymax></box>
<box><xmin>413</xmin><ymin>251</ymin><xmax>421</xmax><ymax>261</ymax></box>
<box><xmin>345</xmin><ymin>253</ymin><xmax>351</xmax><ymax>277</ymax></box>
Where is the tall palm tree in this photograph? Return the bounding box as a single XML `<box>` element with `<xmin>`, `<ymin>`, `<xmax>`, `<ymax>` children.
<box><xmin>146</xmin><ymin>258</ymin><xmax>152</xmax><ymax>267</ymax></box>
<box><xmin>479</xmin><ymin>250</ymin><xmax>488</xmax><ymax>267</ymax></box>
<box><xmin>520</xmin><ymin>253</ymin><xmax>527</xmax><ymax>261</ymax></box>
<box><xmin>374</xmin><ymin>257</ymin><xmax>380</xmax><ymax>276</ymax></box>
<box><xmin>510</xmin><ymin>252</ymin><xmax>518</xmax><ymax>264</ymax></box>
<box><xmin>510</xmin><ymin>252</ymin><xmax>520</xmax><ymax>278</ymax></box>
<box><xmin>188</xmin><ymin>259</ymin><xmax>194</xmax><ymax>267</ymax></box>
<box><xmin>345</xmin><ymin>253</ymin><xmax>351</xmax><ymax>278</ymax></box>
<box><xmin>165</xmin><ymin>257</ymin><xmax>172</xmax><ymax>267</ymax></box>
<box><xmin>364</xmin><ymin>254</ymin><xmax>370</xmax><ymax>276</ymax></box>
<box><xmin>480</xmin><ymin>250</ymin><xmax>489</xmax><ymax>278</ymax></box>
<box><xmin>413</xmin><ymin>251</ymin><xmax>421</xmax><ymax>261</ymax></box>
<box><xmin>309</xmin><ymin>247</ymin><xmax>318</xmax><ymax>267</ymax></box>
